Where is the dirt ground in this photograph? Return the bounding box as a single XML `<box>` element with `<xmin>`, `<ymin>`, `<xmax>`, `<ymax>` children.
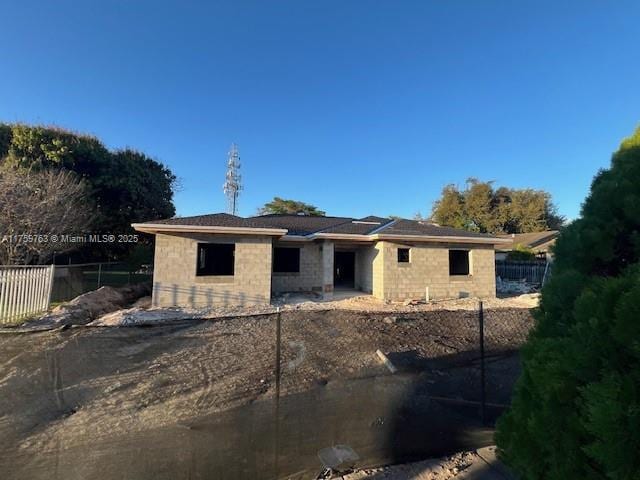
<box><xmin>344</xmin><ymin>446</ymin><xmax>510</xmax><ymax>480</ymax></box>
<box><xmin>87</xmin><ymin>292</ymin><xmax>539</xmax><ymax>327</ymax></box>
<box><xmin>0</xmin><ymin>307</ymin><xmax>533</xmax><ymax>464</ymax></box>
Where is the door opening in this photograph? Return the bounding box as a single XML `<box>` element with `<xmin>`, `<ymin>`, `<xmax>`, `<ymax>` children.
<box><xmin>334</xmin><ymin>251</ymin><xmax>355</xmax><ymax>288</ymax></box>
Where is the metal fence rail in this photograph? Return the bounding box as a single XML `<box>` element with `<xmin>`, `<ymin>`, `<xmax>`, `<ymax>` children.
<box><xmin>0</xmin><ymin>265</ymin><xmax>54</xmax><ymax>324</ymax></box>
<box><xmin>496</xmin><ymin>260</ymin><xmax>547</xmax><ymax>284</ymax></box>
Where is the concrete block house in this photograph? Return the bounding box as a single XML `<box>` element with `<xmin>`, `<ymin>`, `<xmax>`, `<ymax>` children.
<box><xmin>132</xmin><ymin>214</ymin><xmax>509</xmax><ymax>308</ymax></box>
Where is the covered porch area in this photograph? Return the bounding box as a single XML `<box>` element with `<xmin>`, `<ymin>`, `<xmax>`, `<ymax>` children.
<box><xmin>270</xmin><ymin>239</ymin><xmax>378</xmax><ymax>300</ymax></box>
<box><xmin>328</xmin><ymin>241</ymin><xmax>377</xmax><ymax>298</ymax></box>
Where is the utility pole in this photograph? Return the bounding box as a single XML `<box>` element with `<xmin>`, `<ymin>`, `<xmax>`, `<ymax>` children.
<box><xmin>223</xmin><ymin>143</ymin><xmax>242</xmax><ymax>215</ymax></box>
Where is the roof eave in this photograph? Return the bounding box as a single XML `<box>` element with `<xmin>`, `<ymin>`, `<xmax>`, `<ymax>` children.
<box><xmin>374</xmin><ymin>233</ymin><xmax>510</xmax><ymax>245</ymax></box>
<box><xmin>131</xmin><ymin>223</ymin><xmax>288</xmax><ymax>236</ymax></box>
<box><xmin>311</xmin><ymin>231</ymin><xmax>509</xmax><ymax>244</ymax></box>
<box><xmin>312</xmin><ymin>233</ymin><xmax>375</xmax><ymax>241</ymax></box>
<box><xmin>131</xmin><ymin>221</ymin><xmax>511</xmax><ymax>245</ymax></box>
<box><xmin>277</xmin><ymin>235</ymin><xmax>314</xmax><ymax>242</ymax></box>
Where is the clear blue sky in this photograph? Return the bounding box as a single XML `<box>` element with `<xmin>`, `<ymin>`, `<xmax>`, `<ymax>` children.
<box><xmin>2</xmin><ymin>1</ymin><xmax>639</xmax><ymax>220</ymax></box>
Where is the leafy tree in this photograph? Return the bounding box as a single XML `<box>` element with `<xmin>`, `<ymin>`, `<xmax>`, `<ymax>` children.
<box><xmin>258</xmin><ymin>197</ymin><xmax>325</xmax><ymax>216</ymax></box>
<box><xmin>431</xmin><ymin>178</ymin><xmax>564</xmax><ymax>234</ymax></box>
<box><xmin>0</xmin><ymin>123</ymin><xmax>176</xmax><ymax>259</ymax></box>
<box><xmin>431</xmin><ymin>185</ymin><xmax>466</xmax><ymax>229</ymax></box>
<box><xmin>464</xmin><ymin>178</ymin><xmax>498</xmax><ymax>232</ymax></box>
<box><xmin>496</xmin><ymin>126</ymin><xmax>640</xmax><ymax>479</ymax></box>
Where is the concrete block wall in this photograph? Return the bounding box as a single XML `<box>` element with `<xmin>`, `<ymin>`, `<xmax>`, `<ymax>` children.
<box><xmin>372</xmin><ymin>242</ymin><xmax>385</xmax><ymax>298</ymax></box>
<box><xmin>355</xmin><ymin>245</ymin><xmax>377</xmax><ymax>294</ymax></box>
<box><xmin>321</xmin><ymin>241</ymin><xmax>334</xmax><ymax>298</ymax></box>
<box><xmin>152</xmin><ymin>233</ymin><xmax>273</xmax><ymax>307</ymax></box>
<box><xmin>372</xmin><ymin>241</ymin><xmax>496</xmax><ymax>301</ymax></box>
<box><xmin>271</xmin><ymin>241</ymin><xmax>323</xmax><ymax>293</ymax></box>
<box><xmin>271</xmin><ymin>242</ymin><xmax>378</xmax><ymax>295</ymax></box>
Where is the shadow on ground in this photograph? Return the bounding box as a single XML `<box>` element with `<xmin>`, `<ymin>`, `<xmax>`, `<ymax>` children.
<box><xmin>0</xmin><ymin>309</ymin><xmax>526</xmax><ymax>479</ymax></box>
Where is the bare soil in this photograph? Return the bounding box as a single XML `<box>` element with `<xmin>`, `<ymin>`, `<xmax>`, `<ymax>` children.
<box><xmin>344</xmin><ymin>446</ymin><xmax>508</xmax><ymax>479</ymax></box>
<box><xmin>88</xmin><ymin>292</ymin><xmax>539</xmax><ymax>327</ymax></box>
<box><xmin>0</xmin><ymin>307</ymin><xmax>533</xmax><ymax>460</ymax></box>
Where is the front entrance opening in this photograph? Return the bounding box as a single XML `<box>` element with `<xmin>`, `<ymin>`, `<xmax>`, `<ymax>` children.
<box><xmin>334</xmin><ymin>251</ymin><xmax>355</xmax><ymax>288</ymax></box>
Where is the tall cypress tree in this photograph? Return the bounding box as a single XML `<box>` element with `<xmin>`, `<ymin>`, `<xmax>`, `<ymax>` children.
<box><xmin>496</xmin><ymin>127</ymin><xmax>640</xmax><ymax>479</ymax></box>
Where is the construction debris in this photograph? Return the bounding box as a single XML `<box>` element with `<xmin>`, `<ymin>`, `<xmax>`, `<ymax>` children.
<box><xmin>25</xmin><ymin>283</ymin><xmax>151</xmax><ymax>328</ymax></box>
<box><xmin>376</xmin><ymin>349</ymin><xmax>398</xmax><ymax>374</ymax></box>
<box><xmin>496</xmin><ymin>276</ymin><xmax>539</xmax><ymax>295</ymax></box>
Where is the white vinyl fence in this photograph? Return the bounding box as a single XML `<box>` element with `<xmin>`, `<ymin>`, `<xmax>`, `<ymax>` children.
<box><xmin>0</xmin><ymin>265</ymin><xmax>54</xmax><ymax>324</ymax></box>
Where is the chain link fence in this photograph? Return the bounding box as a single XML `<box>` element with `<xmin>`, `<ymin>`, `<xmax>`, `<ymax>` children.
<box><xmin>0</xmin><ymin>300</ymin><xmax>534</xmax><ymax>479</ymax></box>
<box><xmin>50</xmin><ymin>262</ymin><xmax>152</xmax><ymax>303</ymax></box>
<box><xmin>273</xmin><ymin>302</ymin><xmax>534</xmax><ymax>476</ymax></box>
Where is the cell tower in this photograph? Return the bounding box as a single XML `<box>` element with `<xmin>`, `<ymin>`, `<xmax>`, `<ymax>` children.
<box><xmin>223</xmin><ymin>143</ymin><xmax>242</xmax><ymax>215</ymax></box>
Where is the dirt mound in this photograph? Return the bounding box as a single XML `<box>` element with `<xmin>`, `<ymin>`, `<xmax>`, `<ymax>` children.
<box><xmin>31</xmin><ymin>283</ymin><xmax>151</xmax><ymax>327</ymax></box>
<box><xmin>90</xmin><ymin>306</ymin><xmax>207</xmax><ymax>326</ymax></box>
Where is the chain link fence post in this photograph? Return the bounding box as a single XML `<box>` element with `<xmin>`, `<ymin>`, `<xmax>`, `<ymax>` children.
<box><xmin>479</xmin><ymin>300</ymin><xmax>486</xmax><ymax>426</ymax></box>
<box><xmin>274</xmin><ymin>307</ymin><xmax>282</xmax><ymax>479</ymax></box>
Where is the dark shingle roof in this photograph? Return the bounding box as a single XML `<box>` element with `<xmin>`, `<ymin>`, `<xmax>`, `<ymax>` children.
<box><xmin>379</xmin><ymin>219</ymin><xmax>495</xmax><ymax>239</ymax></box>
<box><xmin>320</xmin><ymin>217</ymin><xmax>394</xmax><ymax>234</ymax></box>
<box><xmin>140</xmin><ymin>213</ymin><xmax>498</xmax><ymax>240</ymax></box>
<box><xmin>357</xmin><ymin>216</ymin><xmax>390</xmax><ymax>224</ymax></box>
<box><xmin>246</xmin><ymin>214</ymin><xmax>354</xmax><ymax>235</ymax></box>
<box><xmin>149</xmin><ymin>213</ymin><xmax>263</xmax><ymax>228</ymax></box>
<box><xmin>496</xmin><ymin>231</ymin><xmax>559</xmax><ymax>252</ymax></box>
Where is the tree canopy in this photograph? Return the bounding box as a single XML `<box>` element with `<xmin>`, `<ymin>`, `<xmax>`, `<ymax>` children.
<box><xmin>258</xmin><ymin>197</ymin><xmax>325</xmax><ymax>216</ymax></box>
<box><xmin>0</xmin><ymin>123</ymin><xmax>176</xmax><ymax>260</ymax></box>
<box><xmin>496</xmin><ymin>126</ymin><xmax>640</xmax><ymax>479</ymax></box>
<box><xmin>430</xmin><ymin>178</ymin><xmax>564</xmax><ymax>234</ymax></box>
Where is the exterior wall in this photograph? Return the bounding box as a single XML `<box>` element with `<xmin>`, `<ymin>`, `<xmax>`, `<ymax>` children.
<box><xmin>152</xmin><ymin>233</ymin><xmax>496</xmax><ymax>307</ymax></box>
<box><xmin>373</xmin><ymin>241</ymin><xmax>496</xmax><ymax>301</ymax></box>
<box><xmin>271</xmin><ymin>241</ymin><xmax>378</xmax><ymax>295</ymax></box>
<box><xmin>152</xmin><ymin>233</ymin><xmax>273</xmax><ymax>308</ymax></box>
<box><xmin>321</xmin><ymin>241</ymin><xmax>334</xmax><ymax>298</ymax></box>
<box><xmin>372</xmin><ymin>242</ymin><xmax>385</xmax><ymax>298</ymax></box>
<box><xmin>355</xmin><ymin>245</ymin><xmax>377</xmax><ymax>294</ymax></box>
<box><xmin>271</xmin><ymin>241</ymin><xmax>323</xmax><ymax>293</ymax></box>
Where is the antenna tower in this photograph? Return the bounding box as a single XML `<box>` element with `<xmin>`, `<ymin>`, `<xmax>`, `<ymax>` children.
<box><xmin>223</xmin><ymin>143</ymin><xmax>242</xmax><ymax>215</ymax></box>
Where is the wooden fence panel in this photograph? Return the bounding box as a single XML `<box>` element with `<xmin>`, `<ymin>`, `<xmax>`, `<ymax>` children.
<box><xmin>0</xmin><ymin>266</ymin><xmax>54</xmax><ymax>325</ymax></box>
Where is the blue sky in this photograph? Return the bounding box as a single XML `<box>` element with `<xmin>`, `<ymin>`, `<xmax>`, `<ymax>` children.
<box><xmin>1</xmin><ymin>1</ymin><xmax>639</xmax><ymax>220</ymax></box>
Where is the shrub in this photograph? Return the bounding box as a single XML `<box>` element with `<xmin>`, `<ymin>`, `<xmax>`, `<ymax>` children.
<box><xmin>496</xmin><ymin>126</ymin><xmax>640</xmax><ymax>479</ymax></box>
<box><xmin>506</xmin><ymin>244</ymin><xmax>537</xmax><ymax>261</ymax></box>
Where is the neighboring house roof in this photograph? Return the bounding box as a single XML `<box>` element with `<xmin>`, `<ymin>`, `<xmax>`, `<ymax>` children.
<box><xmin>133</xmin><ymin>213</ymin><xmax>509</xmax><ymax>245</ymax></box>
<box><xmin>496</xmin><ymin>231</ymin><xmax>559</xmax><ymax>252</ymax></box>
